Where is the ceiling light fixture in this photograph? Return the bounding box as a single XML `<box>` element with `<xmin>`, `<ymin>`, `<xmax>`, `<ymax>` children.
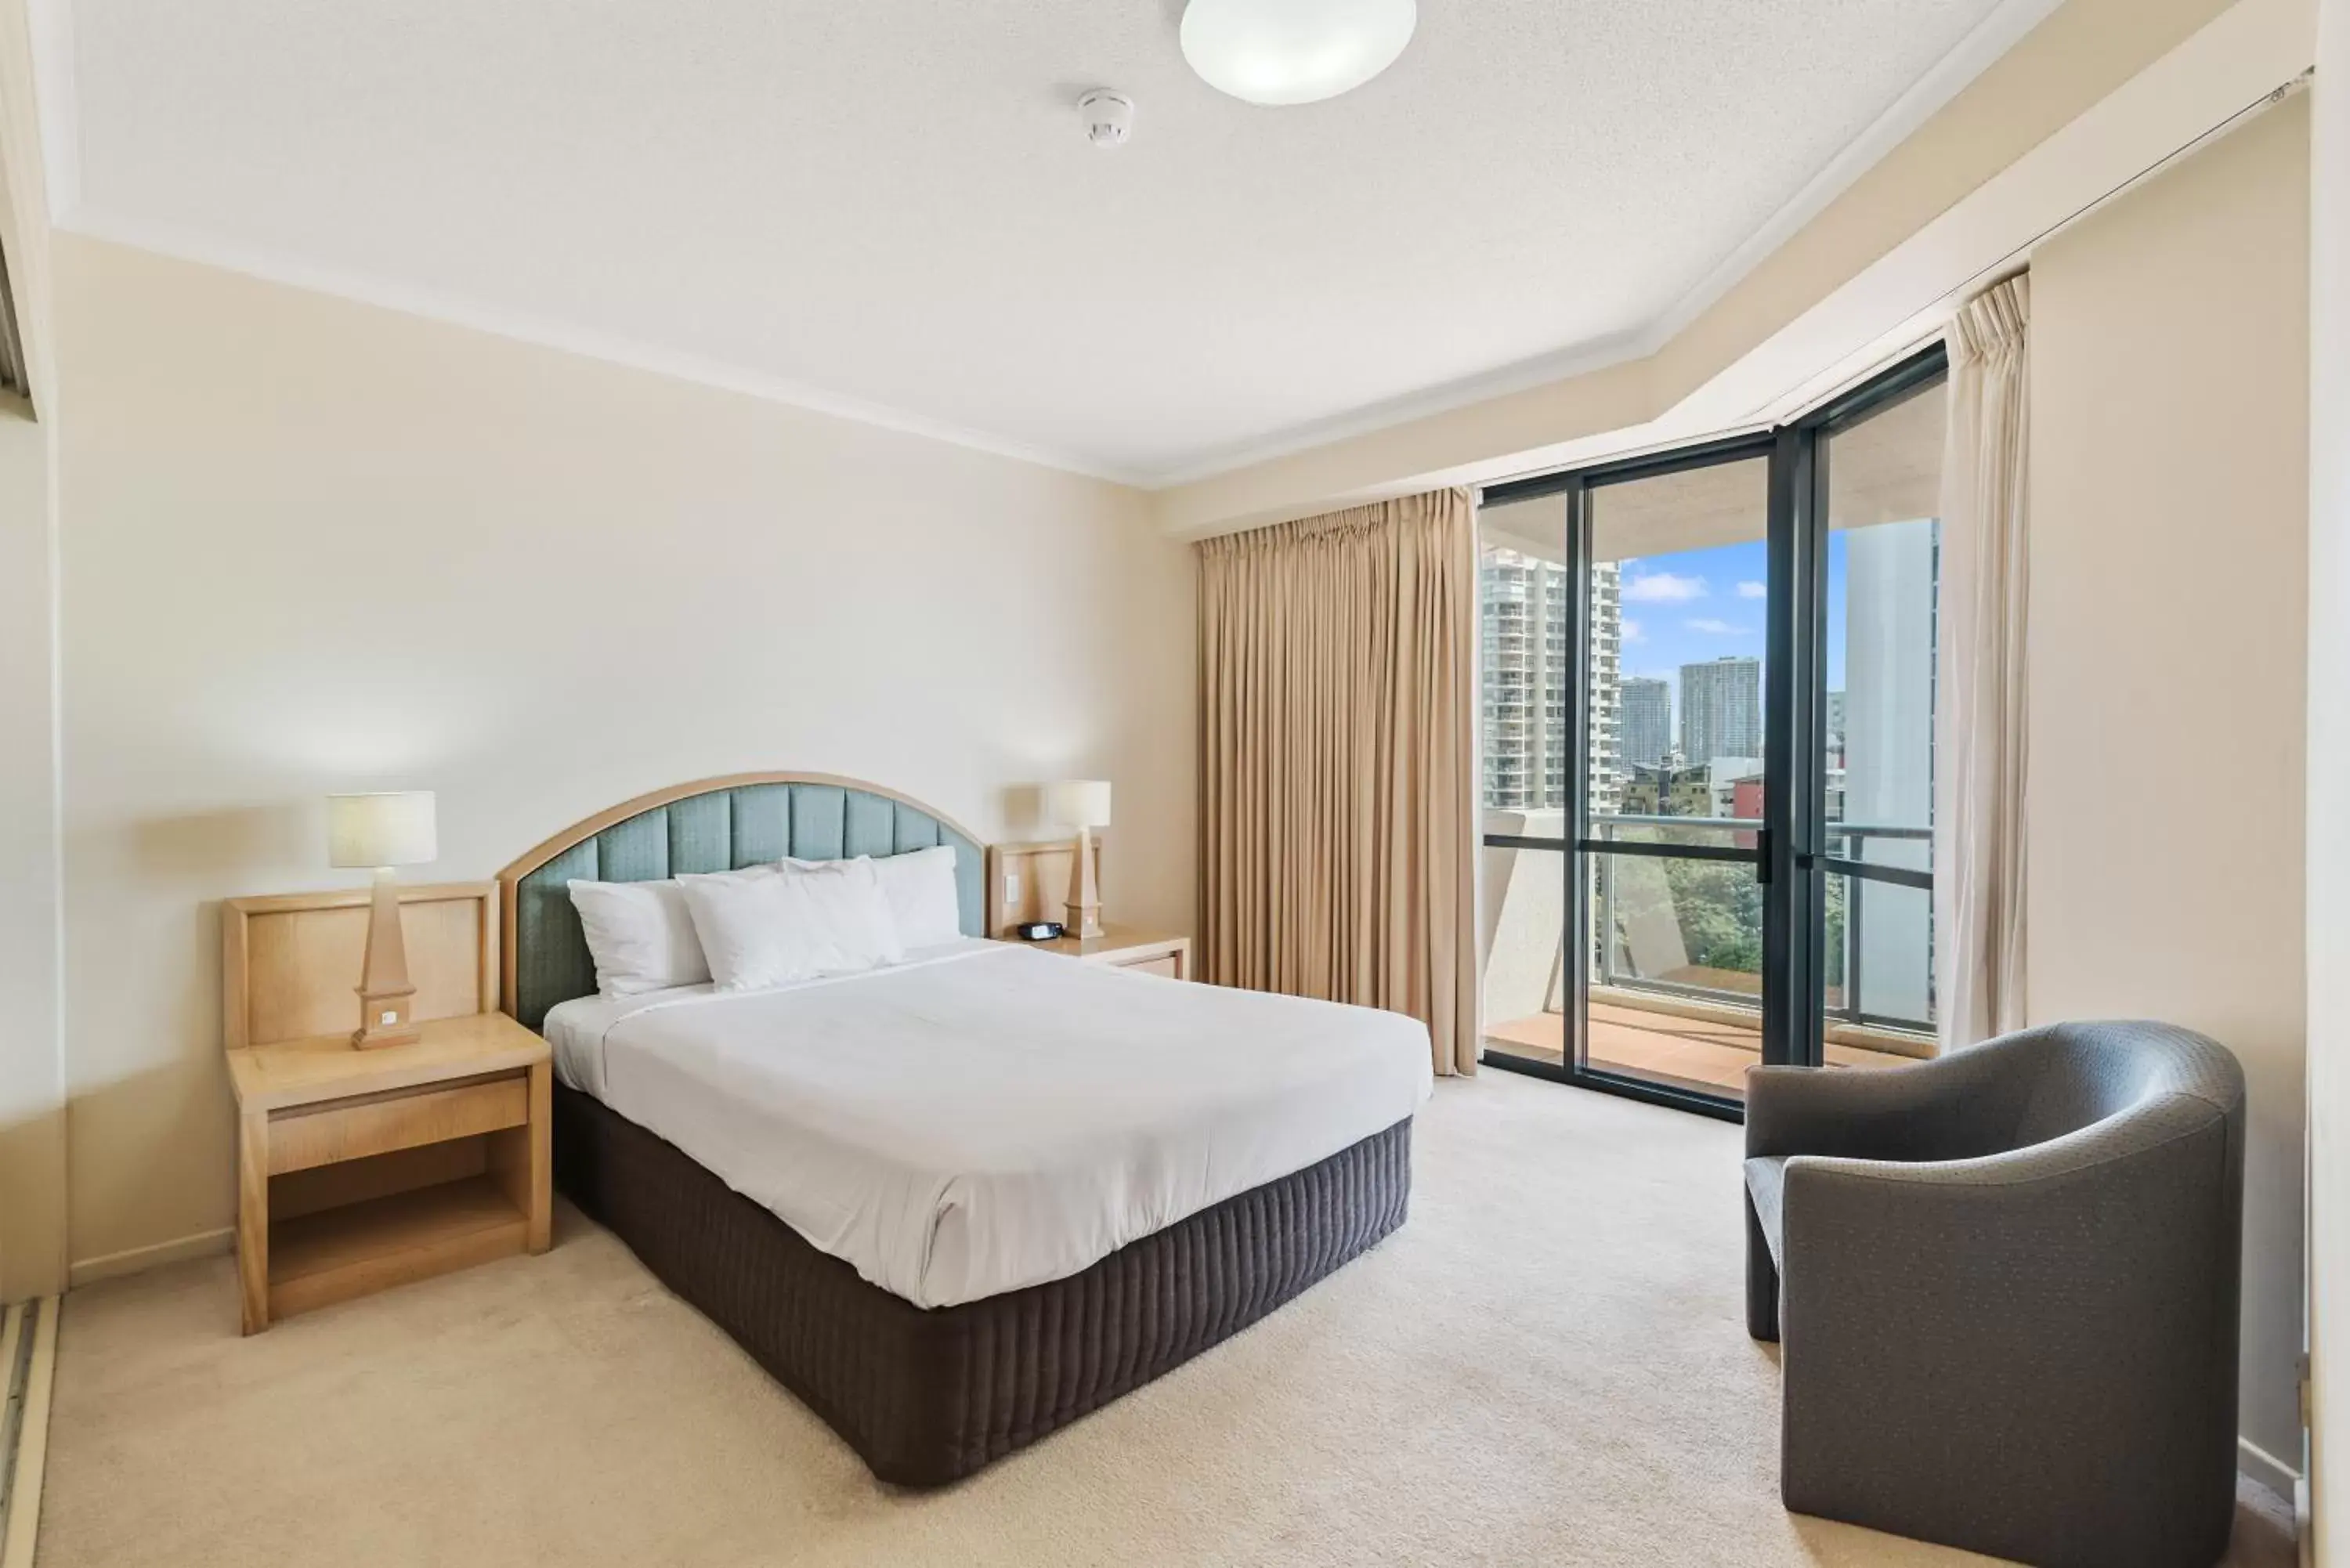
<box><xmin>1180</xmin><ymin>0</ymin><xmax>1416</xmax><ymax>107</ymax></box>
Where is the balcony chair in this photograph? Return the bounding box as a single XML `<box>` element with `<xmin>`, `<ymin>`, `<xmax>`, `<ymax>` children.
<box><xmin>1744</xmin><ymin>1020</ymin><xmax>2245</xmax><ymax>1568</ymax></box>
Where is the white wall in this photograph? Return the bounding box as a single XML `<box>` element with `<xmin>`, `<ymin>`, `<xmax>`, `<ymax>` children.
<box><xmin>0</xmin><ymin>0</ymin><xmax>67</xmax><ymax>1306</ymax></box>
<box><xmin>51</xmin><ymin>234</ymin><xmax>1194</xmax><ymax>1274</ymax></box>
<box><xmin>0</xmin><ymin>407</ymin><xmax>64</xmax><ymax>1303</ymax></box>
<box><xmin>2308</xmin><ymin>0</ymin><xmax>2349</xmax><ymax>1552</ymax></box>
<box><xmin>2029</xmin><ymin>94</ymin><xmax>2311</xmax><ymax>1471</ymax></box>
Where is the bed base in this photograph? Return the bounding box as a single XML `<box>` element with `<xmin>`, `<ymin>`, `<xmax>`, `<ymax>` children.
<box><xmin>553</xmin><ymin>1085</ymin><xmax>1412</xmax><ymax>1487</ymax></box>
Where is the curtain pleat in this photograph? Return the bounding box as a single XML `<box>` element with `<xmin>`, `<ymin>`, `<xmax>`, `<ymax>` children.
<box><xmin>1936</xmin><ymin>274</ymin><xmax>2032</xmax><ymax>1050</ymax></box>
<box><xmin>1196</xmin><ymin>489</ymin><xmax>1479</xmax><ymax>1076</ymax></box>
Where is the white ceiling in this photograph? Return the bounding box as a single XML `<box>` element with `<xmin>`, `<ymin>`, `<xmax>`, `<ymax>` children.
<box><xmin>59</xmin><ymin>0</ymin><xmax>2028</xmax><ymax>483</ymax></box>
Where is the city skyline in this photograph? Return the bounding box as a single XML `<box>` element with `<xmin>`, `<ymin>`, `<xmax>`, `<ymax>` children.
<box><xmin>1482</xmin><ymin>544</ymin><xmax>1768</xmax><ymax>819</ymax></box>
<box><xmin>1482</xmin><ymin>533</ymin><xmax>1879</xmax><ymax>815</ymax></box>
<box><xmin>1614</xmin><ymin>537</ymin><xmax>1858</xmax><ymax>694</ymax></box>
<box><xmin>1478</xmin><ymin>507</ymin><xmax>1940</xmax><ymax>1038</ymax></box>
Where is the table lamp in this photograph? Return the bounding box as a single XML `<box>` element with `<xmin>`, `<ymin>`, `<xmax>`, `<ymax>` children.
<box><xmin>1044</xmin><ymin>779</ymin><xmax>1111</xmax><ymax>939</ymax></box>
<box><xmin>327</xmin><ymin>790</ymin><xmax>437</xmax><ymax>1050</ymax></box>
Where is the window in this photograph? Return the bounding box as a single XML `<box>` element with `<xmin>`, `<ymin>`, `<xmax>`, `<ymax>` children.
<box><xmin>1473</xmin><ymin>345</ymin><xmax>1947</xmax><ymax>1116</ymax></box>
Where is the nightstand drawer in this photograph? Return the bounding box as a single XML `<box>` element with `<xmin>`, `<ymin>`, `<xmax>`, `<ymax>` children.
<box><xmin>1115</xmin><ymin>956</ymin><xmax>1182</xmax><ymax>978</ymax></box>
<box><xmin>267</xmin><ymin>1073</ymin><xmax>530</xmax><ymax>1176</ymax></box>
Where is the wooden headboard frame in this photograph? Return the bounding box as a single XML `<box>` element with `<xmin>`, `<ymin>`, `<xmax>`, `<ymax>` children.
<box><xmin>493</xmin><ymin>771</ymin><xmax>1011</xmax><ymax>1017</ymax></box>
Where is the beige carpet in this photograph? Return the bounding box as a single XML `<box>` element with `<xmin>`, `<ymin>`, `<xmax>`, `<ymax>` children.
<box><xmin>39</xmin><ymin>1071</ymin><xmax>2295</xmax><ymax>1567</ymax></box>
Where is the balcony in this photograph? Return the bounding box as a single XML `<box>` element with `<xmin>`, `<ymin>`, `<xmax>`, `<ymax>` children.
<box><xmin>1479</xmin><ymin>811</ymin><xmax>1933</xmax><ymax>1100</ymax></box>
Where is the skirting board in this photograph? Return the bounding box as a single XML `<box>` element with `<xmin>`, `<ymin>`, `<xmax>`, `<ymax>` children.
<box><xmin>67</xmin><ymin>1225</ymin><xmax>233</xmax><ymax>1288</ymax></box>
<box><xmin>2240</xmin><ymin>1435</ymin><xmax>2302</xmax><ymax>1502</ymax></box>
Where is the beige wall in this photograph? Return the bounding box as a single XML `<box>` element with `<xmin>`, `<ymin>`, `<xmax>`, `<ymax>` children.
<box><xmin>50</xmin><ymin>235</ymin><xmax>1194</xmax><ymax>1274</ymax></box>
<box><xmin>2308</xmin><ymin>0</ymin><xmax>2348</xmax><ymax>1550</ymax></box>
<box><xmin>2029</xmin><ymin>96</ymin><xmax>2310</xmax><ymax>1466</ymax></box>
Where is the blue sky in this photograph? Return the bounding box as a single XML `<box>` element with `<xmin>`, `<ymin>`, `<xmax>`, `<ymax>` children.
<box><xmin>1616</xmin><ymin>537</ymin><xmax>1849</xmax><ymax>699</ymax></box>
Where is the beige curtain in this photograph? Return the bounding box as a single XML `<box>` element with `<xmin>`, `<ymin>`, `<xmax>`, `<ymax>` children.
<box><xmin>1935</xmin><ymin>274</ymin><xmax>2031</xmax><ymax>1050</ymax></box>
<box><xmin>1198</xmin><ymin>488</ymin><xmax>1480</xmax><ymax>1076</ymax></box>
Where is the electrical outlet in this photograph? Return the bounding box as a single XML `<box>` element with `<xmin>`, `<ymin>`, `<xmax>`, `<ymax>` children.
<box><xmin>1007</xmin><ymin>872</ymin><xmax>1021</xmax><ymax>904</ymax></box>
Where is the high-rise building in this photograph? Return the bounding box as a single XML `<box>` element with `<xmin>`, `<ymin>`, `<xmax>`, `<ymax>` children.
<box><xmin>1588</xmin><ymin>563</ymin><xmax>1623</xmax><ymax>815</ymax></box>
<box><xmin>1620</xmin><ymin>677</ymin><xmax>1671</xmax><ymax>771</ymax></box>
<box><xmin>1479</xmin><ymin>552</ymin><xmax>1620</xmax><ymax>814</ymax></box>
<box><xmin>1479</xmin><ymin>549</ymin><xmax>1563</xmax><ymax>811</ymax></box>
<box><xmin>1842</xmin><ymin>520</ymin><xmax>1938</xmax><ymax>1022</ymax></box>
<box><xmin>1679</xmin><ymin>656</ymin><xmax>1762</xmax><ymax>767</ymax></box>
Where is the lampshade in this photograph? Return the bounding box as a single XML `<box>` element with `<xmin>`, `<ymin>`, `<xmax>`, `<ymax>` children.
<box><xmin>327</xmin><ymin>791</ymin><xmax>438</xmax><ymax>869</ymax></box>
<box><xmin>1180</xmin><ymin>0</ymin><xmax>1416</xmax><ymax>107</ymax></box>
<box><xmin>1044</xmin><ymin>780</ymin><xmax>1112</xmax><ymax>829</ymax></box>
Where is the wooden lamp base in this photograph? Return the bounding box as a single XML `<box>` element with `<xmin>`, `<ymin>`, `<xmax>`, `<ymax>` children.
<box><xmin>352</xmin><ymin>869</ymin><xmax>420</xmax><ymax>1050</ymax></box>
<box><xmin>1063</xmin><ymin>824</ymin><xmax>1104</xmax><ymax>940</ymax></box>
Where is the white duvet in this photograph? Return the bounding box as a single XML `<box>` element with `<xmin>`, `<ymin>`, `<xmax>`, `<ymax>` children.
<box><xmin>544</xmin><ymin>941</ymin><xmax>1434</xmax><ymax>1308</ymax></box>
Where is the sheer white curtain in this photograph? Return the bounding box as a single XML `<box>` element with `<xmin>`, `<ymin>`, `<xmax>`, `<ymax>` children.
<box><xmin>1935</xmin><ymin>275</ymin><xmax>2031</xmax><ymax>1049</ymax></box>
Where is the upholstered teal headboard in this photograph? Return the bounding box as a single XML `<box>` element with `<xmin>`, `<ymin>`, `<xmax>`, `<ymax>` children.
<box><xmin>497</xmin><ymin>775</ymin><xmax>987</xmax><ymax>1030</ymax></box>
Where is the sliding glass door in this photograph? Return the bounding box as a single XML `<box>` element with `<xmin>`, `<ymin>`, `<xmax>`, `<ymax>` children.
<box><xmin>1476</xmin><ymin>504</ymin><xmax>1574</xmax><ymax>1076</ymax></box>
<box><xmin>1479</xmin><ymin>438</ymin><xmax>1779</xmax><ymax>1115</ymax></box>
<box><xmin>1476</xmin><ymin>347</ymin><xmax>1947</xmax><ymax>1115</ymax></box>
<box><xmin>1794</xmin><ymin>356</ymin><xmax>1947</xmax><ymax>1067</ymax></box>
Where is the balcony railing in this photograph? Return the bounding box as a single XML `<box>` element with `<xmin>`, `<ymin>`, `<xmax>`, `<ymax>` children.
<box><xmin>1585</xmin><ymin>813</ymin><xmax>1932</xmax><ymax>1036</ymax></box>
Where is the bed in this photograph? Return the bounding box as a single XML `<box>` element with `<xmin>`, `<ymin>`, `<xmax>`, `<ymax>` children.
<box><xmin>497</xmin><ymin>773</ymin><xmax>1430</xmax><ymax>1486</ymax></box>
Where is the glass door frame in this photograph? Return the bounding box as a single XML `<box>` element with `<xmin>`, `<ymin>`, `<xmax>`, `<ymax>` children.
<box><xmin>1477</xmin><ymin>341</ymin><xmax>1950</xmax><ymax>1122</ymax></box>
<box><xmin>1774</xmin><ymin>343</ymin><xmax>1951</xmax><ymax>1062</ymax></box>
<box><xmin>1483</xmin><ymin>431</ymin><xmax>1777</xmax><ymax>1123</ymax></box>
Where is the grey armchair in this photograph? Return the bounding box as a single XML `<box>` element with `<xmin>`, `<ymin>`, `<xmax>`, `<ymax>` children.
<box><xmin>1744</xmin><ymin>1020</ymin><xmax>2246</xmax><ymax>1568</ymax></box>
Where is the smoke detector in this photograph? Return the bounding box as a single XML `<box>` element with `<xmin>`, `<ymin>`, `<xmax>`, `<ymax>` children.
<box><xmin>1079</xmin><ymin>89</ymin><xmax>1134</xmax><ymax>148</ymax></box>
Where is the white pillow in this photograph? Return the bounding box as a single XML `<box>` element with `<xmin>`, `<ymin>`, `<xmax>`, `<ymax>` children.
<box><xmin>797</xmin><ymin>857</ymin><xmax>907</xmax><ymax>967</ymax></box>
<box><xmin>679</xmin><ymin>861</ymin><xmax>902</xmax><ymax>992</ymax></box>
<box><xmin>873</xmin><ymin>847</ymin><xmax>965</xmax><ymax>948</ymax></box>
<box><xmin>566</xmin><ymin>879</ymin><xmax>711</xmax><ymax>996</ymax></box>
<box><xmin>787</xmin><ymin>847</ymin><xmax>964</xmax><ymax>949</ymax></box>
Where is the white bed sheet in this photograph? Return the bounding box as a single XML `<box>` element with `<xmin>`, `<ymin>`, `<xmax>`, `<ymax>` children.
<box><xmin>543</xmin><ymin>938</ymin><xmax>1000</xmax><ymax>1099</ymax></box>
<box><xmin>540</xmin><ymin>941</ymin><xmax>1432</xmax><ymax>1308</ymax></box>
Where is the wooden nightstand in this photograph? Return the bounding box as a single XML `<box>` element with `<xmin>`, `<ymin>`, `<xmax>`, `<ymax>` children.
<box><xmin>1022</xmin><ymin>924</ymin><xmax>1192</xmax><ymax>980</ymax></box>
<box><xmin>223</xmin><ymin>884</ymin><xmax>551</xmax><ymax>1334</ymax></box>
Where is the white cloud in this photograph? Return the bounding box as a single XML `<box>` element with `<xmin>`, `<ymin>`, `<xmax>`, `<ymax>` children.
<box><xmin>1684</xmin><ymin>618</ymin><xmax>1752</xmax><ymax>636</ymax></box>
<box><xmin>1623</xmin><ymin>571</ymin><xmax>1706</xmax><ymax>604</ymax></box>
<box><xmin>1736</xmin><ymin>580</ymin><xmax>1767</xmax><ymax>599</ymax></box>
<box><xmin>1621</xmin><ymin>617</ymin><xmax>1645</xmax><ymax>643</ymax></box>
